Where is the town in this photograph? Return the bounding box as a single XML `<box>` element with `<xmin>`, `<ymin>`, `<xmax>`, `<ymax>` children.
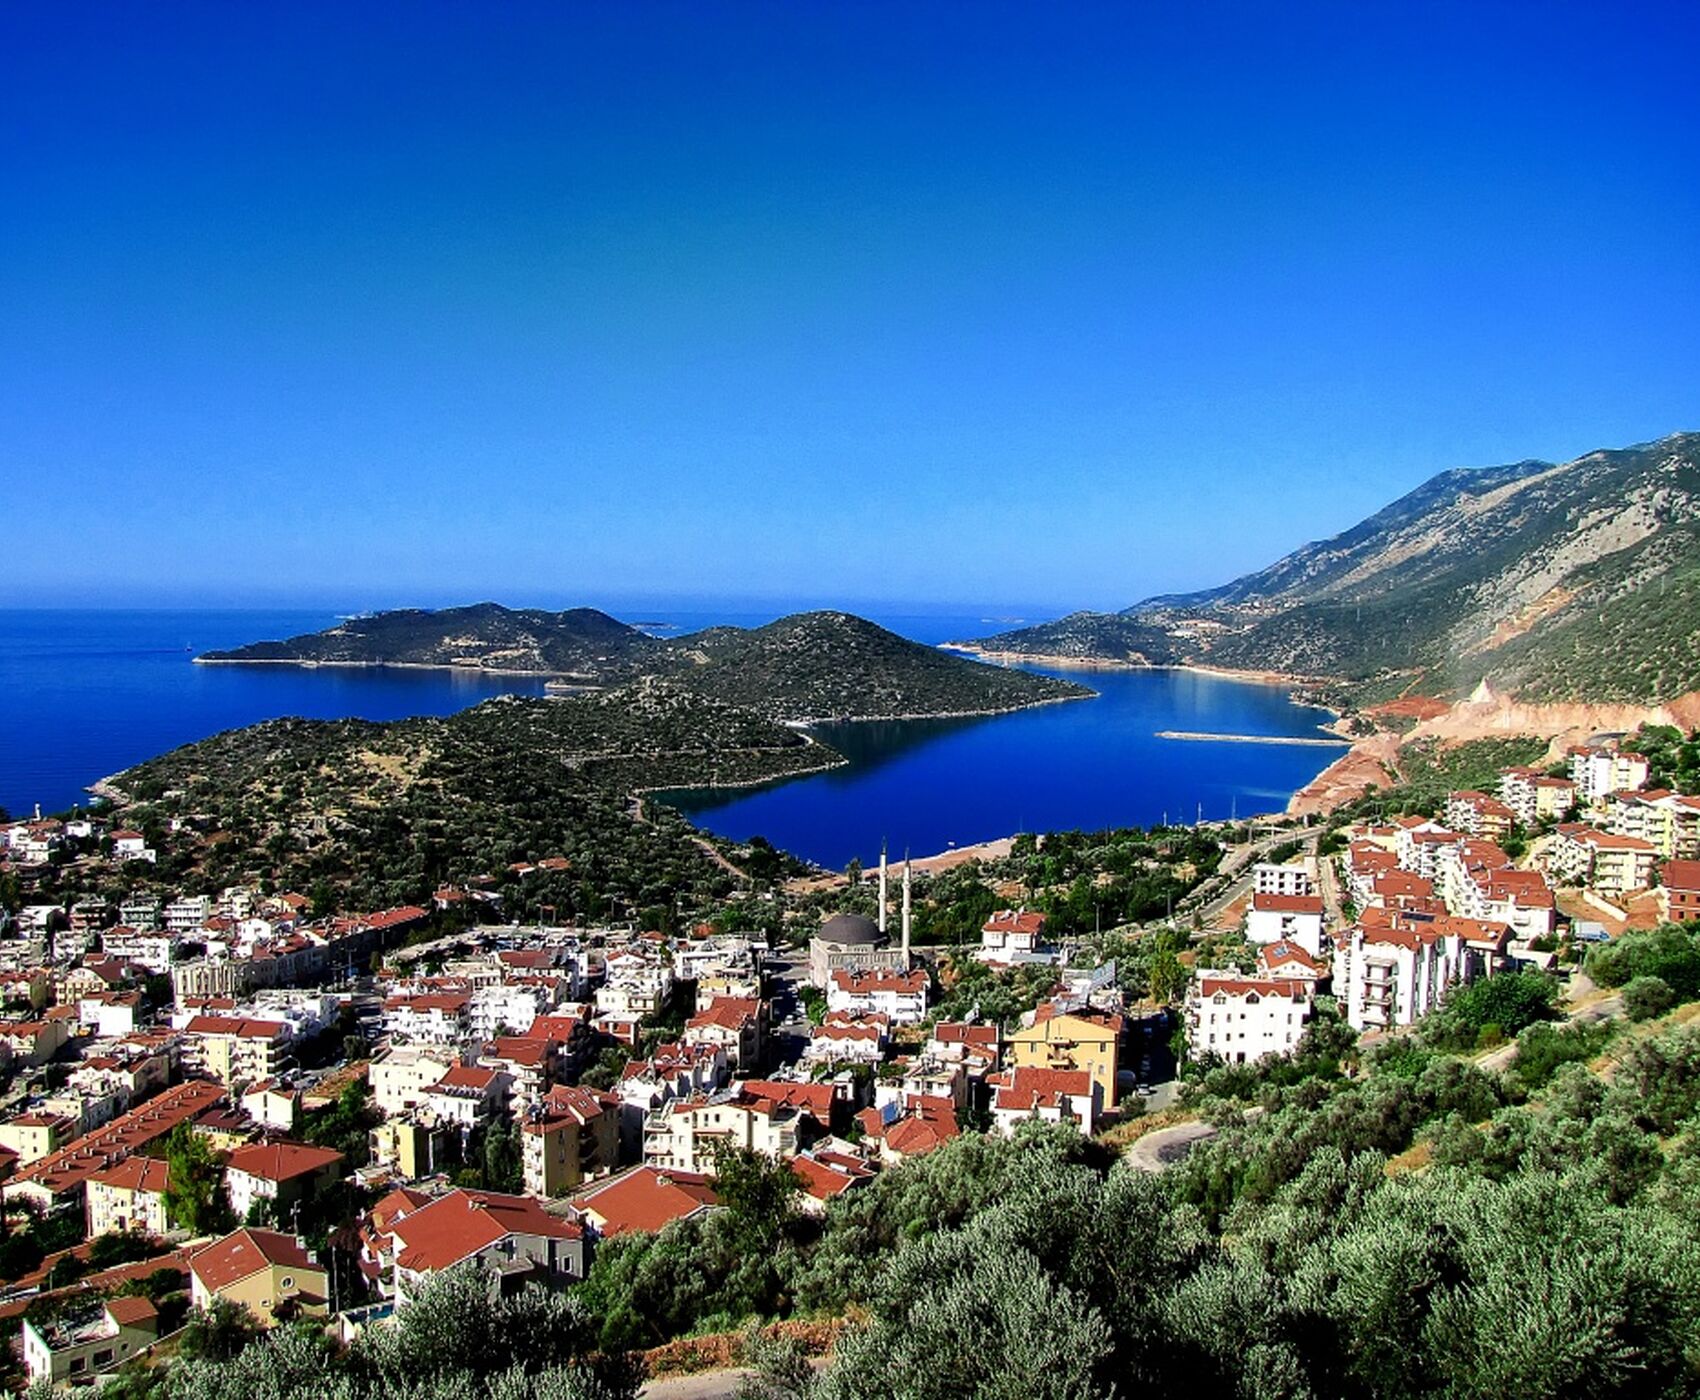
<box><xmin>0</xmin><ymin>725</ymin><xmax>1697</xmax><ymax>1392</ymax></box>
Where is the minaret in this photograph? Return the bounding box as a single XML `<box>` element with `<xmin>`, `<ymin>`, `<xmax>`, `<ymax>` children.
<box><xmin>901</xmin><ymin>856</ymin><xmax>912</xmax><ymax>969</ymax></box>
<box><xmin>877</xmin><ymin>843</ymin><xmax>889</xmax><ymax>935</ymax></box>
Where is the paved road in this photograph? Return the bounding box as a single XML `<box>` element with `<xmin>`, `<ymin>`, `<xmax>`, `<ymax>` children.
<box><xmin>640</xmin><ymin>1369</ymin><xmax>754</xmax><ymax>1399</ymax></box>
<box><xmin>1185</xmin><ymin>828</ymin><xmax>1317</xmax><ymax>929</ymax></box>
<box><xmin>1124</xmin><ymin>1118</ymin><xmax>1218</xmax><ymax>1172</ymax></box>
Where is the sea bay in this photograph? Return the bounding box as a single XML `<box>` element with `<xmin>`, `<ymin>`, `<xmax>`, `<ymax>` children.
<box><xmin>0</xmin><ymin>609</ymin><xmax>1340</xmax><ymax>867</ymax></box>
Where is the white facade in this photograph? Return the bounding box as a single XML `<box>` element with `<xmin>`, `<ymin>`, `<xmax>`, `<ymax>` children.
<box><xmin>826</xmin><ymin>969</ymin><xmax>928</xmax><ymax>1024</ymax></box>
<box><xmin>1186</xmin><ymin>974</ymin><xmax>1313</xmax><ymax>1064</ymax></box>
<box><xmin>1570</xmin><ymin>747</ymin><xmax>1650</xmax><ymax>807</ymax></box>
<box><xmin>1252</xmin><ymin>861</ymin><xmax>1316</xmax><ymax>898</ymax></box>
<box><xmin>1244</xmin><ymin>894</ymin><xmax>1325</xmax><ymax>957</ymax></box>
<box><xmin>1333</xmin><ymin>923</ymin><xmax>1466</xmax><ymax>1033</ymax></box>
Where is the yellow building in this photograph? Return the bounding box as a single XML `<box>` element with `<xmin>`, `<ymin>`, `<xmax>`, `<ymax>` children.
<box><xmin>0</xmin><ymin>1112</ymin><xmax>74</xmax><ymax>1167</ymax></box>
<box><xmin>1005</xmin><ymin>1005</ymin><xmax>1122</xmax><ymax>1109</ymax></box>
<box><xmin>188</xmin><ymin>1228</ymin><xmax>327</xmax><ymax>1326</ymax></box>
<box><xmin>520</xmin><ymin>1084</ymin><xmax>620</xmax><ymax>1199</ymax></box>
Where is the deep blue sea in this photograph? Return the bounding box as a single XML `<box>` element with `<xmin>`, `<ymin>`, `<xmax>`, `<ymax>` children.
<box><xmin>0</xmin><ymin>608</ymin><xmax>1340</xmax><ymax>868</ymax></box>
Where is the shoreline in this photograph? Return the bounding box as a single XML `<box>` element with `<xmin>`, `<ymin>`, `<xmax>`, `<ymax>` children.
<box><xmin>939</xmin><ymin>643</ymin><xmax>1325</xmax><ymax>691</ymax></box>
<box><xmin>194</xmin><ymin>656</ymin><xmax>586</xmax><ymax>679</ymax></box>
<box><xmin>1155</xmin><ymin>730</ymin><xmax>1349</xmax><ymax>748</ymax></box>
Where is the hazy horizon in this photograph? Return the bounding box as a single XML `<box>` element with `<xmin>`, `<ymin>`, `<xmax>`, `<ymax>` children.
<box><xmin>6</xmin><ymin>3</ymin><xmax>1696</xmax><ymax>611</ymax></box>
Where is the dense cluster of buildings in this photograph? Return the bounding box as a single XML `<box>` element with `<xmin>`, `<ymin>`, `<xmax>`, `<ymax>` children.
<box><xmin>4</xmin><ymin>727</ymin><xmax>1697</xmax><ymax>1384</ymax></box>
<box><xmin>0</xmin><ymin>812</ymin><xmax>1154</xmax><ymax>1389</ymax></box>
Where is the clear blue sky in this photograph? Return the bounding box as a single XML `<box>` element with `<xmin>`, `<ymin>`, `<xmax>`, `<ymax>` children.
<box><xmin>4</xmin><ymin>2</ymin><xmax>1696</xmax><ymax>616</ymax></box>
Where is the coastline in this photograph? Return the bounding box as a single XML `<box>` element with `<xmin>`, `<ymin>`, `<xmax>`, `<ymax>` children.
<box><xmin>939</xmin><ymin>643</ymin><xmax>1323</xmax><ymax>690</ymax></box>
<box><xmin>194</xmin><ymin>656</ymin><xmax>585</xmax><ymax>679</ymax></box>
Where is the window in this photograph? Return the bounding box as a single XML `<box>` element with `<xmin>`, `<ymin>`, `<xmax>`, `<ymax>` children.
<box><xmin>279</xmin><ymin>1275</ymin><xmax>294</xmax><ymax>1289</ymax></box>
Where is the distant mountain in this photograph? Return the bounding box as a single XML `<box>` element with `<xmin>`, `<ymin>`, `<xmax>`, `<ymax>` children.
<box><xmin>202</xmin><ymin>605</ymin><xmax>1089</xmax><ymax>723</ymax></box>
<box><xmin>961</xmin><ymin>432</ymin><xmax>1700</xmax><ymax>703</ymax></box>
<box><xmin>200</xmin><ymin>603</ymin><xmax>660</xmax><ymax>677</ymax></box>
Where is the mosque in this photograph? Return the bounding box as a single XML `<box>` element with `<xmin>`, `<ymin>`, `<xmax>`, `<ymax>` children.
<box><xmin>807</xmin><ymin>847</ymin><xmax>914</xmax><ymax>989</ymax></box>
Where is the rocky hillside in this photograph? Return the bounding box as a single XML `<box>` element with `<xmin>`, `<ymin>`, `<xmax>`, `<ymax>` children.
<box><xmin>203</xmin><ymin>606</ymin><xmax>1089</xmax><ymax>722</ymax></box>
<box><xmin>964</xmin><ymin>432</ymin><xmax>1700</xmax><ymax>703</ymax></box>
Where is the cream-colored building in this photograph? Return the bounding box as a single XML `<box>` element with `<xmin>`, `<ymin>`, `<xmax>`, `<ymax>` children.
<box><xmin>85</xmin><ymin>1156</ymin><xmax>170</xmax><ymax>1238</ymax></box>
<box><xmin>369</xmin><ymin>1047</ymin><xmax>456</xmax><ymax>1116</ymax></box>
<box><xmin>520</xmin><ymin>1084</ymin><xmax>620</xmax><ymax>1199</ymax></box>
<box><xmin>189</xmin><ymin>1228</ymin><xmax>328</xmax><ymax>1326</ymax></box>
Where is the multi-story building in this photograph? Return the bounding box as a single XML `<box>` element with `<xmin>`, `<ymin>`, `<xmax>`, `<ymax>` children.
<box><xmin>1498</xmin><ymin>768</ymin><xmax>1577</xmax><ymax>826</ymax></box>
<box><xmin>987</xmin><ymin>1067</ymin><xmax>1100</xmax><ymax>1136</ymax></box>
<box><xmin>1661</xmin><ymin>860</ymin><xmax>1700</xmax><ymax>925</ymax></box>
<box><xmin>1332</xmin><ymin>914</ymin><xmax>1468</xmax><ymax>1033</ymax></box>
<box><xmin>642</xmin><ymin>1087</ymin><xmax>811</xmax><ymax>1174</ymax></box>
<box><xmin>520</xmin><ymin>1084</ymin><xmax>621</xmax><ymax>1198</ymax></box>
<box><xmin>369</xmin><ymin>1047</ymin><xmax>458</xmax><ymax>1115</ymax></box>
<box><xmin>188</xmin><ymin>1228</ymin><xmax>328</xmax><ymax>1326</ymax></box>
<box><xmin>1444</xmin><ymin>791</ymin><xmax>1517</xmax><ymax>841</ymax></box>
<box><xmin>977</xmin><ymin>909</ymin><xmax>1057</xmax><ymax>966</ymax></box>
<box><xmin>382</xmin><ymin>1189</ymin><xmax>586</xmax><ymax>1300</ymax></box>
<box><xmin>1004</xmin><ymin>1003</ymin><xmax>1121</xmax><ymax>1110</ymax></box>
<box><xmin>181</xmin><ymin>1015</ymin><xmax>292</xmax><ymax>1087</ymax></box>
<box><xmin>1548</xmin><ymin>824</ymin><xmax>1658</xmax><ymax>894</ymax></box>
<box><xmin>162</xmin><ymin>897</ymin><xmax>213</xmax><ymax>934</ymax></box>
<box><xmin>381</xmin><ymin>993</ymin><xmax>470</xmax><ymax>1044</ymax></box>
<box><xmin>23</xmin><ymin>1297</ymin><xmax>160</xmax><ymax>1387</ymax></box>
<box><xmin>1606</xmin><ymin>790</ymin><xmax>1700</xmax><ymax>860</ymax></box>
<box><xmin>1244</xmin><ymin>893</ymin><xmax>1325</xmax><ymax>956</ymax></box>
<box><xmin>1569</xmin><ymin>745</ymin><xmax>1650</xmax><ymax>808</ymax></box>
<box><xmin>681</xmin><ymin>997</ymin><xmax>765</xmax><ymax>1069</ymax></box>
<box><xmin>223</xmin><ymin>1141</ymin><xmax>344</xmax><ymax>1224</ymax></box>
<box><xmin>1186</xmin><ymin>973</ymin><xmax>1313</xmax><ymax>1064</ymax></box>
<box><xmin>825</xmin><ymin>968</ymin><xmax>927</xmax><ymax>1024</ymax></box>
<box><xmin>1252</xmin><ymin>861</ymin><xmax>1317</xmax><ymax>898</ymax></box>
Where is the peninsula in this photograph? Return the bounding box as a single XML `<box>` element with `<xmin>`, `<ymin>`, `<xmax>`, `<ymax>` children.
<box><xmin>200</xmin><ymin>605</ymin><xmax>1091</xmax><ymax>725</ymax></box>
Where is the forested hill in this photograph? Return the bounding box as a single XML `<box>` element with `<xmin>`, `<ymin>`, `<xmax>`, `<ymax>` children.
<box><xmin>961</xmin><ymin>431</ymin><xmax>1700</xmax><ymax>703</ymax></box>
<box><xmin>103</xmin><ymin>679</ymin><xmax>838</xmax><ymax>911</ymax></box>
<box><xmin>199</xmin><ymin>603</ymin><xmax>660</xmax><ymax>677</ymax></box>
<box><xmin>201</xmin><ymin>605</ymin><xmax>1088</xmax><ymax>722</ymax></box>
<box><xmin>658</xmin><ymin>610</ymin><xmax>1088</xmax><ymax>721</ymax></box>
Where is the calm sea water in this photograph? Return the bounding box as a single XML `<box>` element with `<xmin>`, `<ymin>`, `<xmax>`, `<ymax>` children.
<box><xmin>0</xmin><ymin>609</ymin><xmax>1339</xmax><ymax>867</ymax></box>
<box><xmin>661</xmin><ymin>664</ymin><xmax>1339</xmax><ymax>868</ymax></box>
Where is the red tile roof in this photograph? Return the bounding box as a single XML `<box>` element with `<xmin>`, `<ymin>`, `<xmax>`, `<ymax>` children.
<box><xmin>224</xmin><ymin>1141</ymin><xmax>343</xmax><ymax>1184</ymax></box>
<box><xmin>9</xmin><ymin>1081</ymin><xmax>227</xmax><ymax>1198</ymax></box>
<box><xmin>1662</xmin><ymin>860</ymin><xmax>1700</xmax><ymax>893</ymax></box>
<box><xmin>739</xmin><ymin>1080</ymin><xmax>835</xmax><ymax>1121</ymax></box>
<box><xmin>982</xmin><ymin>909</ymin><xmax>1047</xmax><ymax>936</ymax></box>
<box><xmin>190</xmin><ymin>1228</ymin><xmax>319</xmax><ymax>1293</ymax></box>
<box><xmin>573</xmin><ymin>1167</ymin><xmax>718</xmax><ymax>1237</ymax></box>
<box><xmin>1250</xmin><ymin>893</ymin><xmax>1324</xmax><ymax>914</ymax></box>
<box><xmin>87</xmin><ymin>1156</ymin><xmax>170</xmax><ymax>1194</ymax></box>
<box><xmin>387</xmin><ymin>1189</ymin><xmax>581</xmax><ymax>1273</ymax></box>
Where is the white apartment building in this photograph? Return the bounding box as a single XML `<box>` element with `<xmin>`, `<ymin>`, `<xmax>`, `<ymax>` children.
<box><xmin>1186</xmin><ymin>973</ymin><xmax>1314</xmax><ymax>1064</ymax></box>
<box><xmin>1252</xmin><ymin>861</ymin><xmax>1316</xmax><ymax>898</ymax></box>
<box><xmin>1244</xmin><ymin>893</ymin><xmax>1326</xmax><ymax>956</ymax></box>
<box><xmin>369</xmin><ymin>1047</ymin><xmax>458</xmax><ymax>1115</ymax></box>
<box><xmin>977</xmin><ymin>909</ymin><xmax>1057</xmax><ymax>966</ymax></box>
<box><xmin>1498</xmin><ymin>768</ymin><xmax>1577</xmax><ymax>826</ymax></box>
<box><xmin>468</xmin><ymin>983</ymin><xmax>550</xmax><ymax>1040</ymax></box>
<box><xmin>381</xmin><ymin>993</ymin><xmax>470</xmax><ymax>1044</ymax></box>
<box><xmin>99</xmin><ymin>927</ymin><xmax>178</xmax><ymax>975</ymax></box>
<box><xmin>642</xmin><ymin>1089</ymin><xmax>806</xmax><ymax>1174</ymax></box>
<box><xmin>1548</xmin><ymin>824</ymin><xmax>1658</xmax><ymax>894</ymax></box>
<box><xmin>162</xmin><ymin>897</ymin><xmax>213</xmax><ymax>934</ymax></box>
<box><xmin>1333</xmin><ymin>920</ymin><xmax>1467</xmax><ymax>1033</ymax></box>
<box><xmin>826</xmin><ymin>968</ymin><xmax>928</xmax><ymax>1024</ymax></box>
<box><xmin>1570</xmin><ymin>746</ymin><xmax>1650</xmax><ymax>807</ymax></box>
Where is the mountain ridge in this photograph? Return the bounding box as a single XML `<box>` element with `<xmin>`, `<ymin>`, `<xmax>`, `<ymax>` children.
<box><xmin>960</xmin><ymin>431</ymin><xmax>1700</xmax><ymax>704</ymax></box>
